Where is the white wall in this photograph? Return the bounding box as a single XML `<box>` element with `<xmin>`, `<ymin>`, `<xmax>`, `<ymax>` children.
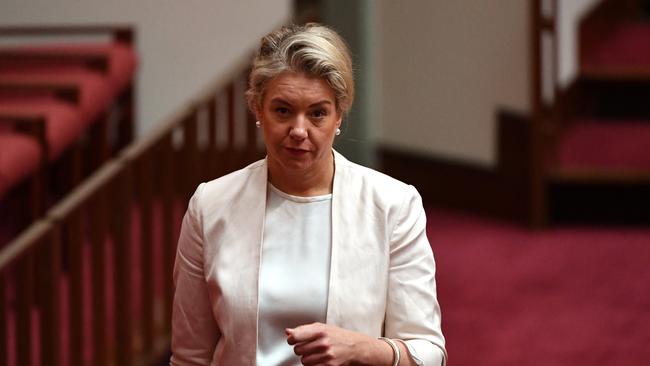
<box><xmin>377</xmin><ymin>0</ymin><xmax>530</xmax><ymax>167</ymax></box>
<box><xmin>0</xmin><ymin>0</ymin><xmax>292</xmax><ymax>136</ymax></box>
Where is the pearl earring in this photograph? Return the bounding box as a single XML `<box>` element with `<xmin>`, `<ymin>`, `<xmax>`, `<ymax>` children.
<box><xmin>335</xmin><ymin>128</ymin><xmax>341</xmax><ymax>136</ymax></box>
<box><xmin>255</xmin><ymin>121</ymin><xmax>261</xmax><ymax>128</ymax></box>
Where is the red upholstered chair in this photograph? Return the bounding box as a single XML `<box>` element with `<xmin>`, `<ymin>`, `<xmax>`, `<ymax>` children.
<box><xmin>0</xmin><ymin>65</ymin><xmax>113</xmax><ymax>125</ymax></box>
<box><xmin>0</xmin><ymin>25</ymin><xmax>137</xmax><ymax>235</ymax></box>
<box><xmin>0</xmin><ymin>25</ymin><xmax>137</xmax><ymax>151</ymax></box>
<box><xmin>0</xmin><ymin>95</ymin><xmax>84</xmax><ymax>161</ymax></box>
<box><xmin>0</xmin><ymin>42</ymin><xmax>137</xmax><ymax>94</ymax></box>
<box><xmin>0</xmin><ymin>81</ymin><xmax>88</xmax><ymax>177</ymax></box>
<box><xmin>0</xmin><ymin>66</ymin><xmax>115</xmax><ymax>173</ymax></box>
<box><xmin>0</xmin><ymin>86</ymin><xmax>83</xmax><ymax>241</ymax></box>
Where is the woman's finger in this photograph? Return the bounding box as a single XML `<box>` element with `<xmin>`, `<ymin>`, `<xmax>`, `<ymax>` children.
<box><xmin>299</xmin><ymin>351</ymin><xmax>333</xmax><ymax>366</ymax></box>
<box><xmin>286</xmin><ymin>323</ymin><xmax>326</xmax><ymax>345</ymax></box>
<box><xmin>292</xmin><ymin>337</ymin><xmax>329</xmax><ymax>356</ymax></box>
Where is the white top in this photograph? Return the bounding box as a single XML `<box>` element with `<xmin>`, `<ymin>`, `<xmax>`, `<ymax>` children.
<box><xmin>256</xmin><ymin>184</ymin><xmax>437</xmax><ymax>366</ymax></box>
<box><xmin>257</xmin><ymin>184</ymin><xmax>333</xmax><ymax>366</ymax></box>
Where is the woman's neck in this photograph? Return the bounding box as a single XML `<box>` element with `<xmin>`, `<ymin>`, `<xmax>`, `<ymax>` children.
<box><xmin>267</xmin><ymin>154</ymin><xmax>335</xmax><ymax>197</ymax></box>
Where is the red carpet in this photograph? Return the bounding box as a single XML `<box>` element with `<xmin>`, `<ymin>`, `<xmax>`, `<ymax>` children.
<box><xmin>428</xmin><ymin>208</ymin><xmax>650</xmax><ymax>365</ymax></box>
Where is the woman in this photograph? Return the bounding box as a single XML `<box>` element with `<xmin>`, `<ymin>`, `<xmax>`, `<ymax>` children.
<box><xmin>171</xmin><ymin>23</ymin><xmax>446</xmax><ymax>366</ymax></box>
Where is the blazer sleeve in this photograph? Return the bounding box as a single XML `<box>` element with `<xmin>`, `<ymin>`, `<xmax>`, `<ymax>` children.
<box><xmin>171</xmin><ymin>183</ymin><xmax>221</xmax><ymax>365</ymax></box>
<box><xmin>384</xmin><ymin>185</ymin><xmax>448</xmax><ymax>366</ymax></box>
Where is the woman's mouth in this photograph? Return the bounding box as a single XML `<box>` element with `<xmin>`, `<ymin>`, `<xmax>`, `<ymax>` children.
<box><xmin>285</xmin><ymin>147</ymin><xmax>309</xmax><ymax>156</ymax></box>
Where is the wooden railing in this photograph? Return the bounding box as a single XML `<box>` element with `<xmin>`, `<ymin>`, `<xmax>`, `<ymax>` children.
<box><xmin>530</xmin><ymin>0</ymin><xmax>559</xmax><ymax>226</ymax></box>
<box><xmin>0</xmin><ymin>52</ymin><xmax>265</xmax><ymax>366</ymax></box>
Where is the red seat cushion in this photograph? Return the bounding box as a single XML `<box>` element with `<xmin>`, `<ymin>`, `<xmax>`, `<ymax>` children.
<box><xmin>557</xmin><ymin>119</ymin><xmax>650</xmax><ymax>170</ymax></box>
<box><xmin>0</xmin><ymin>43</ymin><xmax>137</xmax><ymax>94</ymax></box>
<box><xmin>0</xmin><ymin>132</ymin><xmax>42</xmax><ymax>197</ymax></box>
<box><xmin>0</xmin><ymin>95</ymin><xmax>85</xmax><ymax>160</ymax></box>
<box><xmin>0</xmin><ymin>65</ymin><xmax>113</xmax><ymax>123</ymax></box>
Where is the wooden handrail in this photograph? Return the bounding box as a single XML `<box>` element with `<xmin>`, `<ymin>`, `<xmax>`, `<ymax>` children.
<box><xmin>0</xmin><ymin>220</ymin><xmax>51</xmax><ymax>269</ymax></box>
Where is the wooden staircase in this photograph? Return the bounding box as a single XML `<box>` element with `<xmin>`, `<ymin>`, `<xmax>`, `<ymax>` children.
<box><xmin>532</xmin><ymin>0</ymin><xmax>650</xmax><ymax>225</ymax></box>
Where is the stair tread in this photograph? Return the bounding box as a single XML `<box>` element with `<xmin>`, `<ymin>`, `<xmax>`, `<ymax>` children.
<box><xmin>555</xmin><ymin>119</ymin><xmax>650</xmax><ymax>174</ymax></box>
<box><xmin>582</xmin><ymin>22</ymin><xmax>650</xmax><ymax>77</ymax></box>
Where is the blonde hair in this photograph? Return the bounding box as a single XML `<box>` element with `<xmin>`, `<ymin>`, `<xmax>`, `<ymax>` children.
<box><xmin>246</xmin><ymin>23</ymin><xmax>354</xmax><ymax>116</ymax></box>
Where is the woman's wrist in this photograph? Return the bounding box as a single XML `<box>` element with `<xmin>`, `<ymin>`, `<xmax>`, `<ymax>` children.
<box><xmin>378</xmin><ymin>337</ymin><xmax>401</xmax><ymax>366</ymax></box>
<box><xmin>350</xmin><ymin>336</ymin><xmax>396</xmax><ymax>366</ymax></box>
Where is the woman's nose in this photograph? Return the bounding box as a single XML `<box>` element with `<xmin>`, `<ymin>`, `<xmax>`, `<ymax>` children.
<box><xmin>289</xmin><ymin>126</ymin><xmax>307</xmax><ymax>140</ymax></box>
<box><xmin>289</xmin><ymin>117</ymin><xmax>308</xmax><ymax>140</ymax></box>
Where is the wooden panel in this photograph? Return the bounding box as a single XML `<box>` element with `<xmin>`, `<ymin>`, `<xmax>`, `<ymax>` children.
<box><xmin>0</xmin><ymin>270</ymin><xmax>6</xmax><ymax>366</ymax></box>
<box><xmin>184</xmin><ymin>109</ymin><xmax>200</xmax><ymax>195</ymax></box>
<box><xmin>15</xmin><ymin>252</ymin><xmax>33</xmax><ymax>366</ymax></box>
<box><xmin>227</xmin><ymin>82</ymin><xmax>236</xmax><ymax>173</ymax></box>
<box><xmin>160</xmin><ymin>134</ymin><xmax>175</xmax><ymax>334</ymax></box>
<box><xmin>38</xmin><ymin>228</ymin><xmax>60</xmax><ymax>366</ymax></box>
<box><xmin>136</xmin><ymin>153</ymin><xmax>155</xmax><ymax>355</ymax></box>
<box><xmin>66</xmin><ymin>210</ymin><xmax>84</xmax><ymax>366</ymax></box>
<box><xmin>0</xmin><ymin>220</ymin><xmax>54</xmax><ymax>366</ymax></box>
<box><xmin>244</xmin><ymin>67</ymin><xmax>261</xmax><ymax>163</ymax></box>
<box><xmin>89</xmin><ymin>192</ymin><xmax>108</xmax><ymax>366</ymax></box>
<box><xmin>118</xmin><ymin>86</ymin><xmax>135</xmax><ymax>150</ymax></box>
<box><xmin>111</xmin><ymin>169</ymin><xmax>133</xmax><ymax>366</ymax></box>
<box><xmin>530</xmin><ymin>0</ymin><xmax>550</xmax><ymax>227</ymax></box>
<box><xmin>207</xmin><ymin>95</ymin><xmax>219</xmax><ymax>180</ymax></box>
<box><xmin>89</xmin><ymin>112</ymin><xmax>110</xmax><ymax>170</ymax></box>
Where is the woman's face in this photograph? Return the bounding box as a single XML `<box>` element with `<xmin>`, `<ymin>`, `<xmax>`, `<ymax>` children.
<box><xmin>256</xmin><ymin>72</ymin><xmax>342</xmax><ymax>178</ymax></box>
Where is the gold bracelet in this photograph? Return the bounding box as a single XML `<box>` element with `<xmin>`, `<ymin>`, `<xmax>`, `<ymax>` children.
<box><xmin>378</xmin><ymin>337</ymin><xmax>401</xmax><ymax>366</ymax></box>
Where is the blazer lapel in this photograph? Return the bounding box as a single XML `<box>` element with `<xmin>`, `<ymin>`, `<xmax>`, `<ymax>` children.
<box><xmin>221</xmin><ymin>159</ymin><xmax>268</xmax><ymax>364</ymax></box>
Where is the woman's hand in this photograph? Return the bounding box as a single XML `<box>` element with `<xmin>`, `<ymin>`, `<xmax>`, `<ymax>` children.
<box><xmin>285</xmin><ymin>322</ymin><xmax>396</xmax><ymax>366</ymax></box>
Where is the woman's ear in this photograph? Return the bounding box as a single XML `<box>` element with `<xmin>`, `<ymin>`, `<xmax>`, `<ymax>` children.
<box><xmin>253</xmin><ymin>103</ymin><xmax>262</xmax><ymax>122</ymax></box>
<box><xmin>336</xmin><ymin>113</ymin><xmax>343</xmax><ymax>129</ymax></box>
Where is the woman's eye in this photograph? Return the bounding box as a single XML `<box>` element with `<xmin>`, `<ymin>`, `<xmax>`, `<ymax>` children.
<box><xmin>275</xmin><ymin>107</ymin><xmax>290</xmax><ymax>115</ymax></box>
<box><xmin>311</xmin><ymin>109</ymin><xmax>327</xmax><ymax>118</ymax></box>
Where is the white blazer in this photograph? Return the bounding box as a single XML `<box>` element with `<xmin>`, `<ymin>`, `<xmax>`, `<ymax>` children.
<box><xmin>171</xmin><ymin>150</ymin><xmax>447</xmax><ymax>365</ymax></box>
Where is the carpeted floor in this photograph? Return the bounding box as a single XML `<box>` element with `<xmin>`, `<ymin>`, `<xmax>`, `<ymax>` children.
<box><xmin>427</xmin><ymin>207</ymin><xmax>650</xmax><ymax>366</ymax></box>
